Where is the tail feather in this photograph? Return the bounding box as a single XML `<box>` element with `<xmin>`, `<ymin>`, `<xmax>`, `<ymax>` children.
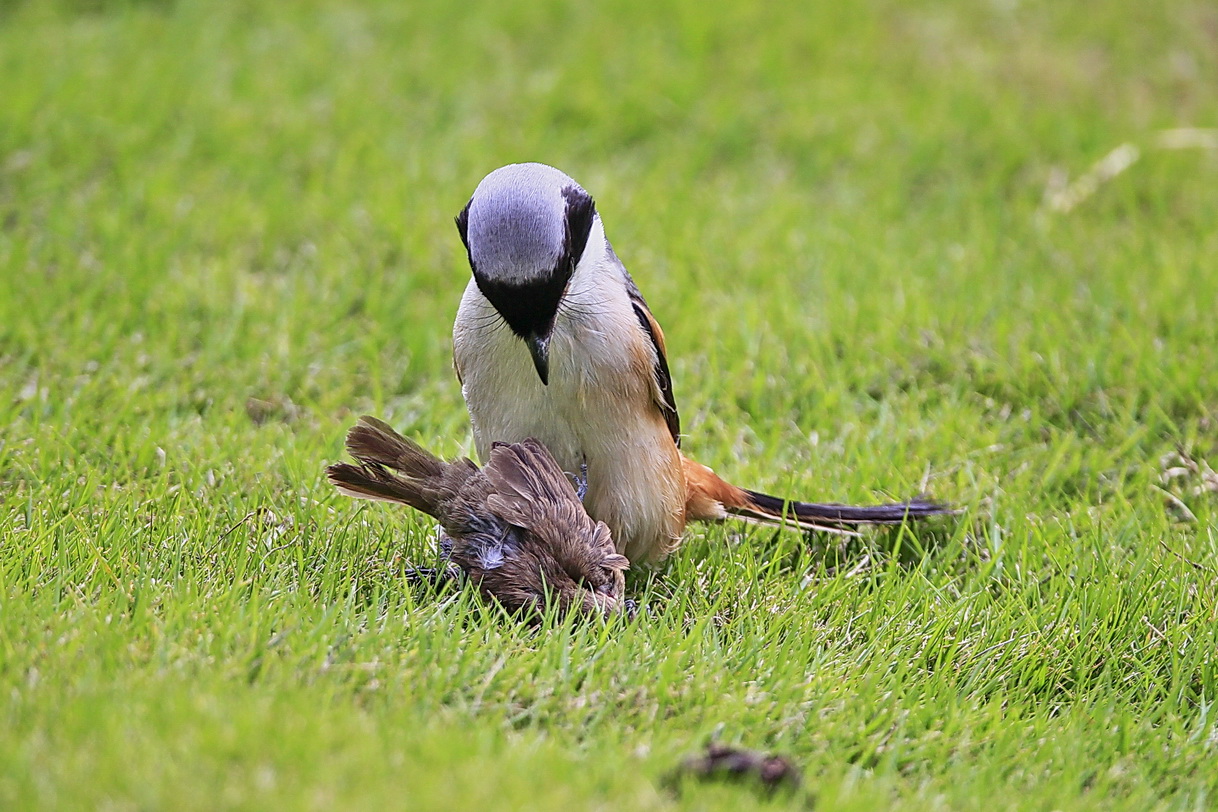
<box><xmin>326</xmin><ymin>461</ymin><xmax>437</xmax><ymax>513</ymax></box>
<box><xmin>326</xmin><ymin>416</ymin><xmax>476</xmax><ymax>518</ymax></box>
<box><xmin>343</xmin><ymin>416</ymin><xmax>446</xmax><ymax>481</ymax></box>
<box><xmin>682</xmin><ymin>453</ymin><xmax>955</xmax><ymax>535</ymax></box>
<box><xmin>734</xmin><ymin>489</ymin><xmax>956</xmax><ymax>533</ymax></box>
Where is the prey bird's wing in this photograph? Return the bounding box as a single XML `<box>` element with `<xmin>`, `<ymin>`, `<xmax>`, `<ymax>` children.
<box><xmin>482</xmin><ymin>438</ymin><xmax>583</xmax><ymax>521</ymax></box>
<box><xmin>621</xmin><ymin>264</ymin><xmax>680</xmax><ymax>447</ymax></box>
<box><xmin>482</xmin><ymin>439</ymin><xmax>620</xmax><ymax>558</ymax></box>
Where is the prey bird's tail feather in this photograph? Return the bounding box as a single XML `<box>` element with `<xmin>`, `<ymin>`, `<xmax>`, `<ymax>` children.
<box><xmin>342</xmin><ymin>416</ymin><xmax>447</xmax><ymax>480</ymax></box>
<box><xmin>327</xmin><ymin>461</ymin><xmax>435</xmax><ymax>510</ymax></box>
<box><xmin>326</xmin><ymin>416</ymin><xmax>477</xmax><ymax>518</ymax></box>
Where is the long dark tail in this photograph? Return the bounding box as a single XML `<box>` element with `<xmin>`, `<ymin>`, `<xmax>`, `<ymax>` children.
<box><xmin>325</xmin><ymin>416</ymin><xmax>476</xmax><ymax>518</ymax></box>
<box><xmin>681</xmin><ymin>455</ymin><xmax>955</xmax><ymax>535</ymax></box>
<box><xmin>733</xmin><ymin>489</ymin><xmax>955</xmax><ymax>534</ymax></box>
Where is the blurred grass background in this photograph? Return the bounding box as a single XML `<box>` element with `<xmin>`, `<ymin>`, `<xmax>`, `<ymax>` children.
<box><xmin>2</xmin><ymin>0</ymin><xmax>1217</xmax><ymax>809</ymax></box>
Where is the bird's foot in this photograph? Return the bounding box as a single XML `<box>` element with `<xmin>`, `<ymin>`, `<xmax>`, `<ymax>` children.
<box><xmin>434</xmin><ymin>526</ymin><xmax>454</xmax><ymax>561</ymax></box>
<box><xmin>404</xmin><ymin>563</ymin><xmax>463</xmax><ymax>588</ymax></box>
<box><xmin>406</xmin><ymin>528</ymin><xmax>462</xmax><ymax>588</ymax></box>
<box><xmin>568</xmin><ymin>460</ymin><xmax>589</xmax><ymax>502</ymax></box>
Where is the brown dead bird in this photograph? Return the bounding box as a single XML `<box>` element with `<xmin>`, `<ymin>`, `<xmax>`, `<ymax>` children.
<box><xmin>326</xmin><ymin>416</ymin><xmax>631</xmax><ymax>619</ymax></box>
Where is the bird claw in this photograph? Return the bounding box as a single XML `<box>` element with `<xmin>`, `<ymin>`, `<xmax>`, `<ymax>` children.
<box><xmin>568</xmin><ymin>460</ymin><xmax>589</xmax><ymax>502</ymax></box>
<box><xmin>407</xmin><ymin>528</ymin><xmax>462</xmax><ymax>588</ymax></box>
<box><xmin>435</xmin><ymin>527</ymin><xmax>454</xmax><ymax>561</ymax></box>
<box><xmin>404</xmin><ymin>563</ymin><xmax>463</xmax><ymax>588</ymax></box>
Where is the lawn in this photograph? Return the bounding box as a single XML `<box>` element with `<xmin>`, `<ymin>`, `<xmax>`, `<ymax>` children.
<box><xmin>2</xmin><ymin>0</ymin><xmax>1217</xmax><ymax>809</ymax></box>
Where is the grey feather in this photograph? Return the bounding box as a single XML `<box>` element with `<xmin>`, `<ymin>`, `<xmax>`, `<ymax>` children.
<box><xmin>466</xmin><ymin>163</ymin><xmax>584</xmax><ymax>284</ymax></box>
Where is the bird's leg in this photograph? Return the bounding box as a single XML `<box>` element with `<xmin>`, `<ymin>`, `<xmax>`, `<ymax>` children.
<box><xmin>568</xmin><ymin>459</ymin><xmax>589</xmax><ymax>502</ymax></box>
<box><xmin>404</xmin><ymin>527</ymin><xmax>463</xmax><ymax>588</ymax></box>
<box><xmin>576</xmin><ymin>462</ymin><xmax>589</xmax><ymax>501</ymax></box>
<box><xmin>623</xmin><ymin>598</ymin><xmax>640</xmax><ymax>619</ymax></box>
<box><xmin>436</xmin><ymin>528</ymin><xmax>453</xmax><ymax>561</ymax></box>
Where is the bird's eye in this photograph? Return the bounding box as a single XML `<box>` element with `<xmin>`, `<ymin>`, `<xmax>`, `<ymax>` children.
<box><xmin>596</xmin><ymin>582</ymin><xmax>616</xmax><ymax>596</ymax></box>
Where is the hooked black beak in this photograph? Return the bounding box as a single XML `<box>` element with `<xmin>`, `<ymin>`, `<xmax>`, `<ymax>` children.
<box><xmin>525</xmin><ymin>333</ymin><xmax>551</xmax><ymax>385</ymax></box>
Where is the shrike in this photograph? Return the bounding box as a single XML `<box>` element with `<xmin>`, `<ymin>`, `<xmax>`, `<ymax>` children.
<box><xmin>452</xmin><ymin>163</ymin><xmax>951</xmax><ymax>564</ymax></box>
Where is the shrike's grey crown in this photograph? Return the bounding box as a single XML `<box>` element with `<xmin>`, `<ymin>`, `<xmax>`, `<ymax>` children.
<box><xmin>462</xmin><ymin>163</ymin><xmax>588</xmax><ymax>283</ymax></box>
<box><xmin>454</xmin><ymin>163</ymin><xmax>598</xmax><ymax>385</ymax></box>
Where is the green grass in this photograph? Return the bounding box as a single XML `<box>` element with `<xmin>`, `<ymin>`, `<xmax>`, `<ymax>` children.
<box><xmin>2</xmin><ymin>0</ymin><xmax>1217</xmax><ymax>808</ymax></box>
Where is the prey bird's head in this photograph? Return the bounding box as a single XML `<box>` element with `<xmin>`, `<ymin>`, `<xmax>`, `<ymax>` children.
<box><xmin>494</xmin><ymin>520</ymin><xmax>632</xmax><ymax>620</ymax></box>
<box><xmin>455</xmin><ymin>163</ymin><xmax>598</xmax><ymax>385</ymax></box>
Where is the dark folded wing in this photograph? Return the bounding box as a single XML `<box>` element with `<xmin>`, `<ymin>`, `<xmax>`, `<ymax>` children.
<box><xmin>623</xmin><ymin>272</ymin><xmax>680</xmax><ymax>446</ymax></box>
